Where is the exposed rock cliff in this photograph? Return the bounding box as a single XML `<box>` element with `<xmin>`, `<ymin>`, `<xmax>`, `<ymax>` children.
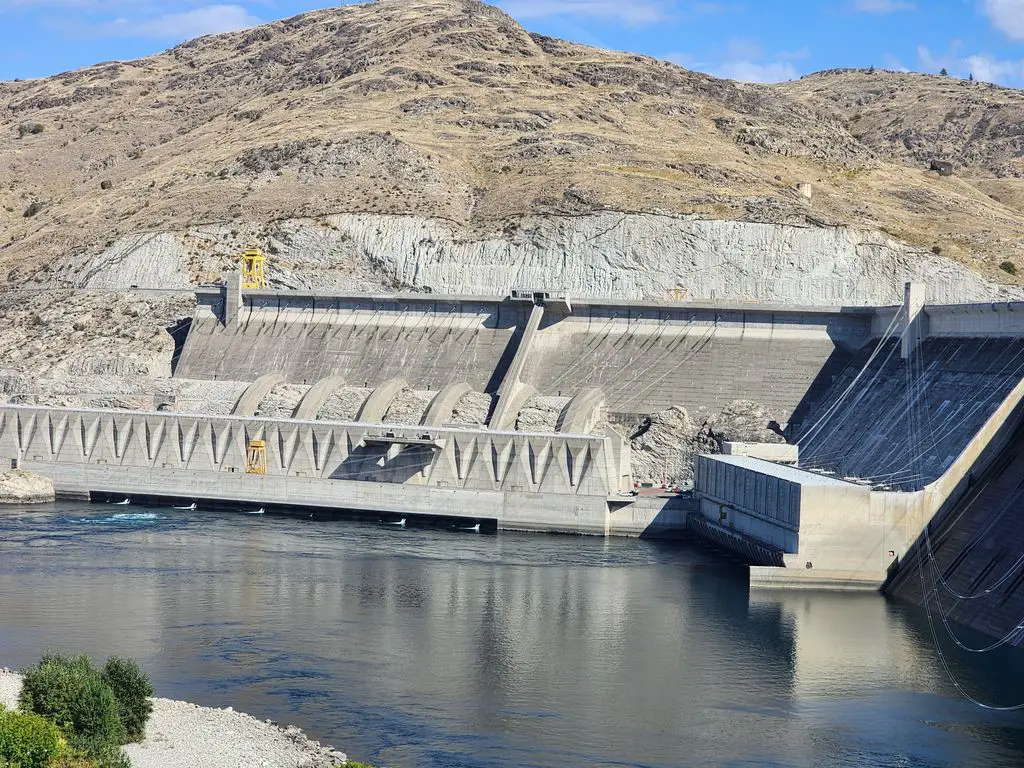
<box><xmin>36</xmin><ymin>212</ymin><xmax>1021</xmax><ymax>306</ymax></box>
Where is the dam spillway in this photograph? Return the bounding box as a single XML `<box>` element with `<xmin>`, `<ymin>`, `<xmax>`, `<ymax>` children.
<box><xmin>7</xmin><ymin>281</ymin><xmax>1024</xmax><ymax>610</ymax></box>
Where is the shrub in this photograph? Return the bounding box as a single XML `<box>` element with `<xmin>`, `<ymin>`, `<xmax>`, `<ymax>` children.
<box><xmin>19</xmin><ymin>653</ymin><xmax>126</xmax><ymax>752</ymax></box>
<box><xmin>101</xmin><ymin>657</ymin><xmax>153</xmax><ymax>743</ymax></box>
<box><xmin>17</xmin><ymin>122</ymin><xmax>43</xmax><ymax>138</ymax></box>
<box><xmin>67</xmin><ymin>736</ymin><xmax>131</xmax><ymax>768</ymax></box>
<box><xmin>1000</xmin><ymin>260</ymin><xmax>1017</xmax><ymax>275</ymax></box>
<box><xmin>0</xmin><ymin>708</ymin><xmax>64</xmax><ymax>768</ymax></box>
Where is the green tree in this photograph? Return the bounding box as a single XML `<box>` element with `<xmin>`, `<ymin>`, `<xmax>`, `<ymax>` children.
<box><xmin>101</xmin><ymin>657</ymin><xmax>153</xmax><ymax>743</ymax></box>
<box><xmin>18</xmin><ymin>653</ymin><xmax>127</xmax><ymax>758</ymax></box>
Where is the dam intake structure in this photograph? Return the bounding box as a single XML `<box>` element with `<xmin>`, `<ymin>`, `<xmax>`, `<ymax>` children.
<box><xmin>7</xmin><ymin>278</ymin><xmax>1024</xmax><ymax>620</ymax></box>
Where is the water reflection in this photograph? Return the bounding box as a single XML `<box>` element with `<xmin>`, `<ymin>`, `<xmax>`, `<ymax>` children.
<box><xmin>1</xmin><ymin>503</ymin><xmax>1024</xmax><ymax>767</ymax></box>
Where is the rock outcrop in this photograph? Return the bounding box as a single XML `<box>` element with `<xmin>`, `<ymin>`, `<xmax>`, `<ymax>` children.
<box><xmin>37</xmin><ymin>212</ymin><xmax>1020</xmax><ymax>307</ymax></box>
<box><xmin>626</xmin><ymin>400</ymin><xmax>784</xmax><ymax>488</ymax></box>
<box><xmin>0</xmin><ymin>470</ymin><xmax>55</xmax><ymax>504</ymax></box>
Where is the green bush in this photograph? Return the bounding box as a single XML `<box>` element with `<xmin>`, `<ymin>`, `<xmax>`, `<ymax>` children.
<box><xmin>0</xmin><ymin>708</ymin><xmax>64</xmax><ymax>768</ymax></box>
<box><xmin>66</xmin><ymin>736</ymin><xmax>131</xmax><ymax>768</ymax></box>
<box><xmin>1000</xmin><ymin>260</ymin><xmax>1017</xmax><ymax>275</ymax></box>
<box><xmin>101</xmin><ymin>657</ymin><xmax>153</xmax><ymax>743</ymax></box>
<box><xmin>18</xmin><ymin>653</ymin><xmax>126</xmax><ymax>752</ymax></box>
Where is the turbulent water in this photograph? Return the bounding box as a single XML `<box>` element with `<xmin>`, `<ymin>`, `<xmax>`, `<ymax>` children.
<box><xmin>2</xmin><ymin>502</ymin><xmax>1024</xmax><ymax>767</ymax></box>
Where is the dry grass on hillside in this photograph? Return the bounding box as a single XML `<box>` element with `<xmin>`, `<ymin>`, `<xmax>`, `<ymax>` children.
<box><xmin>2</xmin><ymin>0</ymin><xmax>1024</xmax><ymax>284</ymax></box>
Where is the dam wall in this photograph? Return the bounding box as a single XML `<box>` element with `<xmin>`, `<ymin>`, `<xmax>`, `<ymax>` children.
<box><xmin>523</xmin><ymin>301</ymin><xmax>870</xmax><ymax>422</ymax></box>
<box><xmin>176</xmin><ymin>291</ymin><xmax>527</xmax><ymax>394</ymax></box>
<box><xmin>174</xmin><ymin>287</ymin><xmax>877</xmax><ymax>431</ymax></box>
<box><xmin>0</xmin><ymin>405</ymin><xmax>648</xmax><ymax>535</ymax></box>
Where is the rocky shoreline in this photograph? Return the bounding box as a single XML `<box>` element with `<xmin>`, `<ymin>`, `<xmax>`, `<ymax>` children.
<box><xmin>0</xmin><ymin>669</ymin><xmax>347</xmax><ymax>768</ymax></box>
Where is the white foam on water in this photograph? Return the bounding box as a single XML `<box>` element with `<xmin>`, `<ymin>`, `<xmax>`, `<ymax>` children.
<box><xmin>69</xmin><ymin>513</ymin><xmax>161</xmax><ymax>524</ymax></box>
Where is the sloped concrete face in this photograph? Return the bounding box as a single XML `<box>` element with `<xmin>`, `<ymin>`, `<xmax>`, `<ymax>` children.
<box><xmin>795</xmin><ymin>337</ymin><xmax>1024</xmax><ymax>491</ymax></box>
<box><xmin>357</xmin><ymin>378</ymin><xmax>408</xmax><ymax>423</ymax></box>
<box><xmin>232</xmin><ymin>374</ymin><xmax>286</xmax><ymax>417</ymax></box>
<box><xmin>421</xmin><ymin>383</ymin><xmax>473</xmax><ymax>426</ymax></box>
<box><xmin>521</xmin><ymin>301</ymin><xmax>871</xmax><ymax>422</ymax></box>
<box><xmin>293</xmin><ymin>376</ymin><xmax>346</xmax><ymax>420</ymax></box>
<box><xmin>176</xmin><ymin>289</ymin><xmax>879</xmax><ymax>430</ymax></box>
<box><xmin>558</xmin><ymin>388</ymin><xmax>606</xmax><ymax>434</ymax></box>
<box><xmin>176</xmin><ymin>294</ymin><xmax>528</xmax><ymax>394</ymax></box>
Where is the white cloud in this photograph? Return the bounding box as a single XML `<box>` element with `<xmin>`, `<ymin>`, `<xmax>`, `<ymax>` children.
<box><xmin>852</xmin><ymin>0</ymin><xmax>914</xmax><ymax>12</ymax></box>
<box><xmin>100</xmin><ymin>3</ymin><xmax>262</xmax><ymax>38</ymax></box>
<box><xmin>964</xmin><ymin>53</ymin><xmax>1024</xmax><ymax>83</ymax></box>
<box><xmin>982</xmin><ymin>0</ymin><xmax>1024</xmax><ymax>40</ymax></box>
<box><xmin>882</xmin><ymin>53</ymin><xmax>910</xmax><ymax>71</ymax></box>
<box><xmin>917</xmin><ymin>44</ymin><xmax>1024</xmax><ymax>84</ymax></box>
<box><xmin>725</xmin><ymin>36</ymin><xmax>762</xmax><ymax>60</ymax></box>
<box><xmin>778</xmin><ymin>46</ymin><xmax>812</xmax><ymax>61</ymax></box>
<box><xmin>665</xmin><ymin>34</ymin><xmax>801</xmax><ymax>83</ymax></box>
<box><xmin>715</xmin><ymin>60</ymin><xmax>798</xmax><ymax>83</ymax></box>
<box><xmin>497</xmin><ymin>0</ymin><xmax>669</xmax><ymax>24</ymax></box>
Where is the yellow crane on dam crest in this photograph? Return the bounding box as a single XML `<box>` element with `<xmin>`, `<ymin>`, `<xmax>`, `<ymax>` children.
<box><xmin>240</xmin><ymin>247</ymin><xmax>268</xmax><ymax>290</ymax></box>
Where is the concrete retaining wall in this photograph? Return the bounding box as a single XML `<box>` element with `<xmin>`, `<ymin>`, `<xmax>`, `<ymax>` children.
<box><xmin>0</xmin><ymin>405</ymin><xmax>654</xmax><ymax>536</ymax></box>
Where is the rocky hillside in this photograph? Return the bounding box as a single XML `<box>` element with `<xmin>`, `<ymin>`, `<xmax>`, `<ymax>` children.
<box><xmin>2</xmin><ymin>0</ymin><xmax>1024</xmax><ymax>292</ymax></box>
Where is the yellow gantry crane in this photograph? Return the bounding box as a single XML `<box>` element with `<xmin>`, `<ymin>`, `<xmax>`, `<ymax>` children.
<box><xmin>246</xmin><ymin>439</ymin><xmax>268</xmax><ymax>475</ymax></box>
<box><xmin>240</xmin><ymin>247</ymin><xmax>268</xmax><ymax>289</ymax></box>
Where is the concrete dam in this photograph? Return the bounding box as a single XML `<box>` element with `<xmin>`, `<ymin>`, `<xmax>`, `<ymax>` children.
<box><xmin>5</xmin><ymin>278</ymin><xmax>1024</xmax><ymax>609</ymax></box>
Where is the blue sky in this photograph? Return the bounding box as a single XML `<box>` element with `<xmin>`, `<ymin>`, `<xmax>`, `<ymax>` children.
<box><xmin>2</xmin><ymin>0</ymin><xmax>1024</xmax><ymax>87</ymax></box>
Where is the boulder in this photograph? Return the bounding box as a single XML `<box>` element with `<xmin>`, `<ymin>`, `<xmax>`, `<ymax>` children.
<box><xmin>706</xmin><ymin>400</ymin><xmax>785</xmax><ymax>446</ymax></box>
<box><xmin>930</xmin><ymin>159</ymin><xmax>955</xmax><ymax>176</ymax></box>
<box><xmin>0</xmin><ymin>469</ymin><xmax>56</xmax><ymax>504</ymax></box>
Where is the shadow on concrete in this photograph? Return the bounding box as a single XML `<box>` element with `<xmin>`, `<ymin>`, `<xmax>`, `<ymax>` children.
<box><xmin>166</xmin><ymin>317</ymin><xmax>193</xmax><ymax>376</ymax></box>
<box><xmin>330</xmin><ymin>443</ymin><xmax>436</xmax><ymax>484</ymax></box>
<box><xmin>785</xmin><ymin>311</ymin><xmax>872</xmax><ymax>435</ymax></box>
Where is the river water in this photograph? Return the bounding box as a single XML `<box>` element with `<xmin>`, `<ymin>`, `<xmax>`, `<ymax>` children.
<box><xmin>2</xmin><ymin>502</ymin><xmax>1024</xmax><ymax>767</ymax></box>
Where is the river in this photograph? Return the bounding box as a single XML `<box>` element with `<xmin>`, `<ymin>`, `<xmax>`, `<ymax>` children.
<box><xmin>2</xmin><ymin>501</ymin><xmax>1024</xmax><ymax>767</ymax></box>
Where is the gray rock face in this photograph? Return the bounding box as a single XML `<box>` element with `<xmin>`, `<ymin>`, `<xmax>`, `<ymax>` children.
<box><xmin>627</xmin><ymin>400</ymin><xmax>783</xmax><ymax>488</ymax></box>
<box><xmin>0</xmin><ymin>470</ymin><xmax>55</xmax><ymax>504</ymax></box>
<box><xmin>628</xmin><ymin>407</ymin><xmax>712</xmax><ymax>488</ymax></box>
<box><xmin>707</xmin><ymin>400</ymin><xmax>786</xmax><ymax>445</ymax></box>
<box><xmin>383</xmin><ymin>389</ymin><xmax>433</xmax><ymax>425</ymax></box>
<box><xmin>450</xmin><ymin>392</ymin><xmax>493</xmax><ymax>425</ymax></box>
<box><xmin>254</xmin><ymin>383</ymin><xmax>311</xmax><ymax>420</ymax></box>
<box><xmin>47</xmin><ymin>213</ymin><xmax>1020</xmax><ymax>306</ymax></box>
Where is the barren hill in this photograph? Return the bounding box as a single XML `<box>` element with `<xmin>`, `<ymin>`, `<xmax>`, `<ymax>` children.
<box><xmin>2</xmin><ymin>0</ymin><xmax>1024</xmax><ymax>293</ymax></box>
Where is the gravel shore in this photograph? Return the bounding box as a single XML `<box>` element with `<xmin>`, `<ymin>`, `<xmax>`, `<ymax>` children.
<box><xmin>0</xmin><ymin>669</ymin><xmax>347</xmax><ymax>768</ymax></box>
